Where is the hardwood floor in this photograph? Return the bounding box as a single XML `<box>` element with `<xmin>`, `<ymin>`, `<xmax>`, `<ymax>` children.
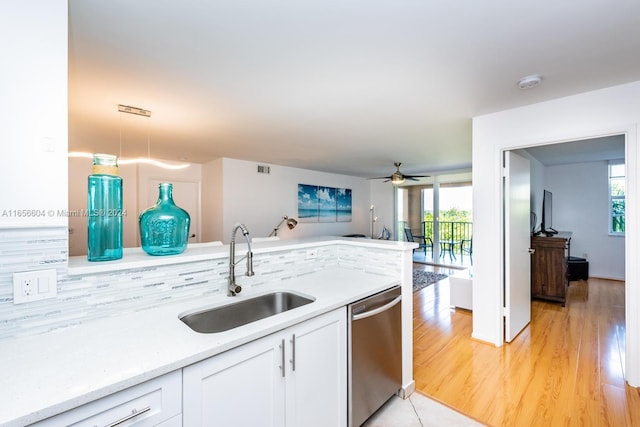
<box><xmin>412</xmin><ymin>264</ymin><xmax>640</xmax><ymax>426</ymax></box>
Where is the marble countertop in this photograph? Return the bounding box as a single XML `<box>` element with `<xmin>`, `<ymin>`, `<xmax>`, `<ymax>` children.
<box><xmin>0</xmin><ymin>266</ymin><xmax>400</xmax><ymax>426</ymax></box>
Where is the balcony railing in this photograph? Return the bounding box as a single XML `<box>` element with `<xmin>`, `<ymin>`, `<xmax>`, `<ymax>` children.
<box><xmin>400</xmin><ymin>220</ymin><xmax>473</xmax><ymax>255</ymax></box>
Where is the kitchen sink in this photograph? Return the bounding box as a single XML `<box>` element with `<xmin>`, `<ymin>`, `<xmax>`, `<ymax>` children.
<box><xmin>179</xmin><ymin>291</ymin><xmax>315</xmax><ymax>333</ymax></box>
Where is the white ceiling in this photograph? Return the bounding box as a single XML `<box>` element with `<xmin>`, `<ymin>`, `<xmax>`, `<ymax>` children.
<box><xmin>67</xmin><ymin>0</ymin><xmax>640</xmax><ymax>178</ymax></box>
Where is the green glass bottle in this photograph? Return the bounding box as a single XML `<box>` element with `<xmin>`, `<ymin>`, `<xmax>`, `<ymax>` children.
<box><xmin>139</xmin><ymin>183</ymin><xmax>191</xmax><ymax>256</ymax></box>
<box><xmin>87</xmin><ymin>154</ymin><xmax>123</xmax><ymax>261</ymax></box>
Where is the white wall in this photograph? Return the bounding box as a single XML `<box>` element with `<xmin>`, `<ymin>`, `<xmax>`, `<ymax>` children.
<box><xmin>472</xmin><ymin>80</ymin><xmax>639</xmax><ymax>386</ymax></box>
<box><xmin>218</xmin><ymin>158</ymin><xmax>372</xmax><ymax>243</ymax></box>
<box><xmin>370</xmin><ymin>180</ymin><xmax>396</xmax><ymax>239</ymax></box>
<box><xmin>0</xmin><ymin>0</ymin><xmax>68</xmax><ymax>228</ymax></box>
<box><xmin>545</xmin><ymin>161</ymin><xmax>625</xmax><ymax>280</ymax></box>
<box><xmin>201</xmin><ymin>158</ymin><xmax>224</xmax><ymax>243</ymax></box>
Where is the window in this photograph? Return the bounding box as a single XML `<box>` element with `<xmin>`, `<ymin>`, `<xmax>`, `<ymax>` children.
<box><xmin>609</xmin><ymin>161</ymin><xmax>625</xmax><ymax>235</ymax></box>
<box><xmin>420</xmin><ymin>183</ymin><xmax>472</xmax><ymax>243</ymax></box>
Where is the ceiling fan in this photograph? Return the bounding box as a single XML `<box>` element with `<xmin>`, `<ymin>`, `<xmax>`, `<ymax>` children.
<box><xmin>367</xmin><ymin>162</ymin><xmax>429</xmax><ymax>185</ymax></box>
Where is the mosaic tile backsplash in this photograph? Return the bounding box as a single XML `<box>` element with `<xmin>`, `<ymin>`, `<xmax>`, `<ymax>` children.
<box><xmin>0</xmin><ymin>228</ymin><xmax>401</xmax><ymax>340</ymax></box>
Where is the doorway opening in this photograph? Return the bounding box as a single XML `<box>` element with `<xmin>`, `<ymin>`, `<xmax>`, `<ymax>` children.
<box><xmin>503</xmin><ymin>133</ymin><xmax>626</xmax><ymax>345</ymax></box>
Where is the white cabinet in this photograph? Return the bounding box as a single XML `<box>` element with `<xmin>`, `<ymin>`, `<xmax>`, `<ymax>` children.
<box><xmin>33</xmin><ymin>371</ymin><xmax>182</xmax><ymax>427</ymax></box>
<box><xmin>183</xmin><ymin>308</ymin><xmax>347</xmax><ymax>427</ymax></box>
<box><xmin>184</xmin><ymin>326</ymin><xmax>286</xmax><ymax>426</ymax></box>
<box><xmin>284</xmin><ymin>308</ymin><xmax>347</xmax><ymax>427</ymax></box>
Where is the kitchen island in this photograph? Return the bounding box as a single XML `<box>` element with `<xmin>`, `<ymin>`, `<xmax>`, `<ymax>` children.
<box><xmin>0</xmin><ymin>237</ymin><xmax>416</xmax><ymax>426</ymax></box>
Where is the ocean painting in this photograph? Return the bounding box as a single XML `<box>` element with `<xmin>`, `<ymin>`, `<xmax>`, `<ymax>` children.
<box><xmin>318</xmin><ymin>186</ymin><xmax>337</xmax><ymax>223</ymax></box>
<box><xmin>336</xmin><ymin>188</ymin><xmax>352</xmax><ymax>222</ymax></box>
<box><xmin>298</xmin><ymin>184</ymin><xmax>319</xmax><ymax>223</ymax></box>
<box><xmin>298</xmin><ymin>184</ymin><xmax>352</xmax><ymax>223</ymax></box>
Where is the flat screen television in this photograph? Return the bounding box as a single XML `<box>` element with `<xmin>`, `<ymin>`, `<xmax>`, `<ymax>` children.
<box><xmin>541</xmin><ymin>190</ymin><xmax>557</xmax><ymax>235</ymax></box>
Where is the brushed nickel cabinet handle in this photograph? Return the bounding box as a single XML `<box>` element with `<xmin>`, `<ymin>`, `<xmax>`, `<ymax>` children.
<box><xmin>290</xmin><ymin>334</ymin><xmax>296</xmax><ymax>372</ymax></box>
<box><xmin>280</xmin><ymin>339</ymin><xmax>286</xmax><ymax>377</ymax></box>
<box><xmin>104</xmin><ymin>406</ymin><xmax>151</xmax><ymax>427</ymax></box>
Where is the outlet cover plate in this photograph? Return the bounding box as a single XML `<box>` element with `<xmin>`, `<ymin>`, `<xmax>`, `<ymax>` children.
<box><xmin>13</xmin><ymin>269</ymin><xmax>57</xmax><ymax>304</ymax></box>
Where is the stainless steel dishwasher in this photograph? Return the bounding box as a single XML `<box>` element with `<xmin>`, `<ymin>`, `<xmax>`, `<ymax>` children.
<box><xmin>348</xmin><ymin>285</ymin><xmax>402</xmax><ymax>427</ymax></box>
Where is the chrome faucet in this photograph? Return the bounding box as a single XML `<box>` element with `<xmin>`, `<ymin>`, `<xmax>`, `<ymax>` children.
<box><xmin>228</xmin><ymin>223</ymin><xmax>254</xmax><ymax>296</ymax></box>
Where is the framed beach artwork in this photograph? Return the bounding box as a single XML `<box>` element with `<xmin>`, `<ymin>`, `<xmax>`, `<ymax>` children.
<box><xmin>336</xmin><ymin>188</ymin><xmax>352</xmax><ymax>222</ymax></box>
<box><xmin>298</xmin><ymin>184</ymin><xmax>352</xmax><ymax>223</ymax></box>
<box><xmin>318</xmin><ymin>186</ymin><xmax>337</xmax><ymax>223</ymax></box>
<box><xmin>298</xmin><ymin>184</ymin><xmax>319</xmax><ymax>223</ymax></box>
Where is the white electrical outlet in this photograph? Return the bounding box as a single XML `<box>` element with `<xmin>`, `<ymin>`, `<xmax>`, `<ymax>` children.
<box><xmin>13</xmin><ymin>269</ymin><xmax>57</xmax><ymax>304</ymax></box>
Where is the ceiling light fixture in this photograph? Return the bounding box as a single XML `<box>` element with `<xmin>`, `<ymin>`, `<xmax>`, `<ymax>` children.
<box><xmin>68</xmin><ymin>151</ymin><xmax>191</xmax><ymax>170</ymax></box>
<box><xmin>391</xmin><ymin>174</ymin><xmax>405</xmax><ymax>185</ymax></box>
<box><xmin>118</xmin><ymin>103</ymin><xmax>190</xmax><ymax>169</ymax></box>
<box><xmin>69</xmin><ymin>104</ymin><xmax>190</xmax><ymax>170</ymax></box>
<box><xmin>517</xmin><ymin>74</ymin><xmax>543</xmax><ymax>90</ymax></box>
<box><xmin>117</xmin><ymin>104</ymin><xmax>151</xmax><ymax>117</ymax></box>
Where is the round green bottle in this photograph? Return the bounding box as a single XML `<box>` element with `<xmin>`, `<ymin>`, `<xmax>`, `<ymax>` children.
<box><xmin>139</xmin><ymin>183</ymin><xmax>191</xmax><ymax>255</ymax></box>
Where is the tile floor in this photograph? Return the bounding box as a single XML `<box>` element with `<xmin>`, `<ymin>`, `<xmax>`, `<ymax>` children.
<box><xmin>362</xmin><ymin>392</ymin><xmax>483</xmax><ymax>427</ymax></box>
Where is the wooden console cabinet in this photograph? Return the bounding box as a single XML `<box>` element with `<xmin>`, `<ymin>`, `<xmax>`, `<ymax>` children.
<box><xmin>531</xmin><ymin>232</ymin><xmax>572</xmax><ymax>306</ymax></box>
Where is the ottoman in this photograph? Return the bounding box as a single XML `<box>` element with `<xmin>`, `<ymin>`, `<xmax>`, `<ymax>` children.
<box><xmin>568</xmin><ymin>256</ymin><xmax>589</xmax><ymax>281</ymax></box>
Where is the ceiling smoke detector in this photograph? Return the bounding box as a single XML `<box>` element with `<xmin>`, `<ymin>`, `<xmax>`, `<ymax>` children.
<box><xmin>517</xmin><ymin>75</ymin><xmax>543</xmax><ymax>90</ymax></box>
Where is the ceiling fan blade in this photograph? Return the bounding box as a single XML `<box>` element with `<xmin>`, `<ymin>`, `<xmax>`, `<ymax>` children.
<box><xmin>367</xmin><ymin>163</ymin><xmax>429</xmax><ymax>183</ymax></box>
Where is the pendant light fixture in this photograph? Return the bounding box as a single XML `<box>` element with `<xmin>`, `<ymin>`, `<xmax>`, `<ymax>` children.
<box><xmin>69</xmin><ymin>104</ymin><xmax>190</xmax><ymax>170</ymax></box>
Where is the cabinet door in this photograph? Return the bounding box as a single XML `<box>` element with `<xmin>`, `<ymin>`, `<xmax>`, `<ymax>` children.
<box><xmin>183</xmin><ymin>335</ymin><xmax>285</xmax><ymax>427</ymax></box>
<box><xmin>286</xmin><ymin>308</ymin><xmax>347</xmax><ymax>427</ymax></box>
<box><xmin>531</xmin><ymin>236</ymin><xmax>568</xmax><ymax>303</ymax></box>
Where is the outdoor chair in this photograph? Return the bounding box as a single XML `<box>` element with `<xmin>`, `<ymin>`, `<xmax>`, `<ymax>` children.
<box><xmin>404</xmin><ymin>228</ymin><xmax>433</xmax><ymax>254</ymax></box>
<box><xmin>461</xmin><ymin>237</ymin><xmax>473</xmax><ymax>260</ymax></box>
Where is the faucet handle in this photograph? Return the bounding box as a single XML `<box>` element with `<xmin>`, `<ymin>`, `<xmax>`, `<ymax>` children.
<box><xmin>246</xmin><ymin>251</ymin><xmax>255</xmax><ymax>276</ymax></box>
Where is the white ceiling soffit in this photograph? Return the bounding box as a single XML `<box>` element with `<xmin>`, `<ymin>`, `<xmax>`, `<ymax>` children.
<box><xmin>67</xmin><ymin>0</ymin><xmax>640</xmax><ymax>178</ymax></box>
<box><xmin>524</xmin><ymin>135</ymin><xmax>625</xmax><ymax>166</ymax></box>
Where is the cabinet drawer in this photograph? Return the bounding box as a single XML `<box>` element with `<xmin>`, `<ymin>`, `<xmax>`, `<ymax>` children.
<box><xmin>33</xmin><ymin>370</ymin><xmax>182</xmax><ymax>427</ymax></box>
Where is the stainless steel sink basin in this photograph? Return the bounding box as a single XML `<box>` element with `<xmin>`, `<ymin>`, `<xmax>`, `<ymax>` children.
<box><xmin>179</xmin><ymin>291</ymin><xmax>315</xmax><ymax>333</ymax></box>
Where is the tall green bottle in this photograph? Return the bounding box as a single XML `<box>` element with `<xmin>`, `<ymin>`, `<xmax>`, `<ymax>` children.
<box><xmin>87</xmin><ymin>154</ymin><xmax>123</xmax><ymax>261</ymax></box>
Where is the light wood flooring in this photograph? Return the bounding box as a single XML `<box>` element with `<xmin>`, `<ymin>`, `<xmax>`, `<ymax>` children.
<box><xmin>412</xmin><ymin>264</ymin><xmax>640</xmax><ymax>426</ymax></box>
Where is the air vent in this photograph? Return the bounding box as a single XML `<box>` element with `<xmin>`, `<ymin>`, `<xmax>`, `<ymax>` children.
<box><xmin>257</xmin><ymin>165</ymin><xmax>271</xmax><ymax>174</ymax></box>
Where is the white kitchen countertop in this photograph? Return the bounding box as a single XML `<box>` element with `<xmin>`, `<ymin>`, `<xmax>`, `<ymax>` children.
<box><xmin>0</xmin><ymin>266</ymin><xmax>400</xmax><ymax>426</ymax></box>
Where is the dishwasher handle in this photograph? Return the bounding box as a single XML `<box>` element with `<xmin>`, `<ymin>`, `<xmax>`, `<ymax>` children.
<box><xmin>352</xmin><ymin>295</ymin><xmax>401</xmax><ymax>321</ymax></box>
